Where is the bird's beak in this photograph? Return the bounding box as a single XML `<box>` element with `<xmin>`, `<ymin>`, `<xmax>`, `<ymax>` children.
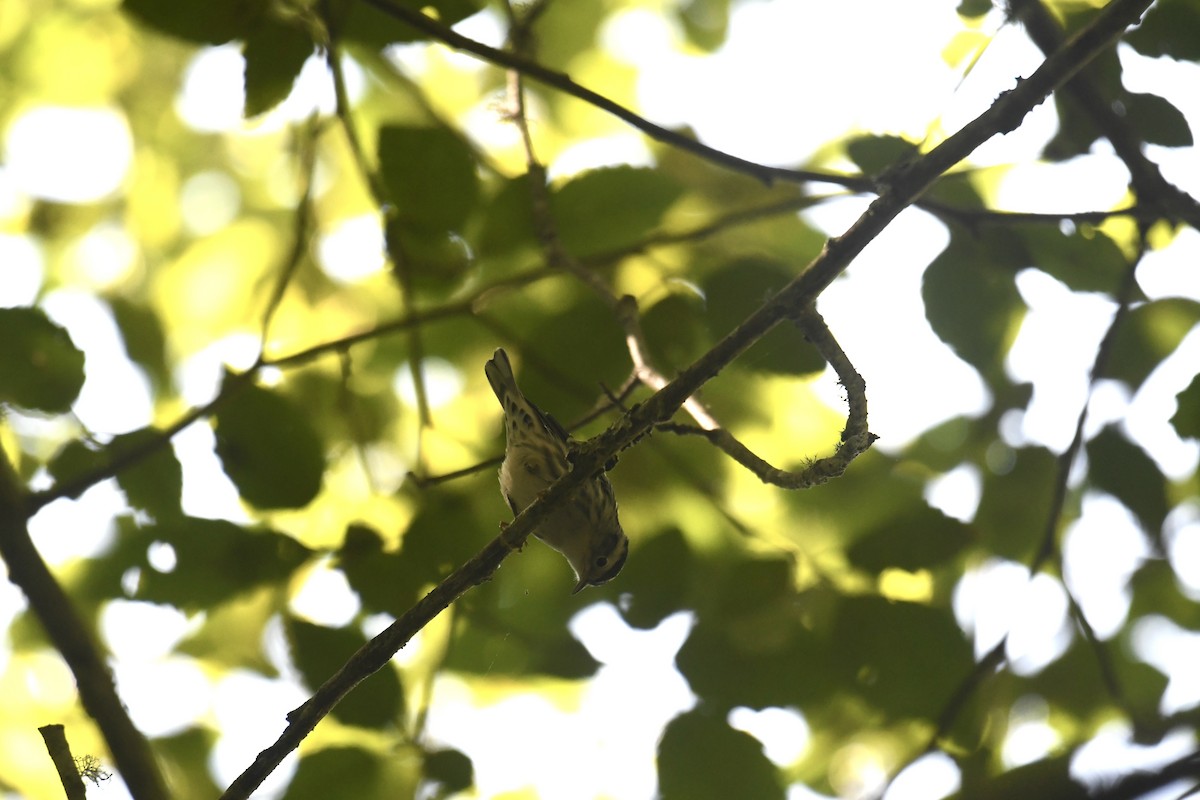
<box><xmin>571</xmin><ymin>578</ymin><xmax>587</xmax><ymax>595</ymax></box>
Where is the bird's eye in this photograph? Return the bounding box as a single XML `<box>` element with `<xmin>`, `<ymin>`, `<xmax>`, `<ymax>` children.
<box><xmin>595</xmin><ymin>556</ymin><xmax>608</xmax><ymax>567</ymax></box>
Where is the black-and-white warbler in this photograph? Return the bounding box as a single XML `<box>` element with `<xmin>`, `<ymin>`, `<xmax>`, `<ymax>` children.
<box><xmin>485</xmin><ymin>348</ymin><xmax>628</xmax><ymax>593</ymax></box>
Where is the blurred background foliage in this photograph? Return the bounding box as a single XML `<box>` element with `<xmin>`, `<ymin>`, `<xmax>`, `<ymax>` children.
<box><xmin>2</xmin><ymin>0</ymin><xmax>1200</xmax><ymax>798</ymax></box>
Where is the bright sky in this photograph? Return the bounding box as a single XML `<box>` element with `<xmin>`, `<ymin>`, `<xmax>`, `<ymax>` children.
<box><xmin>4</xmin><ymin>1</ymin><xmax>1200</xmax><ymax>799</ymax></box>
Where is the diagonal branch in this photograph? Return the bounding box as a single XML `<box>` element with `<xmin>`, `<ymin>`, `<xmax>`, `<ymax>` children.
<box><xmin>1</xmin><ymin>454</ymin><xmax>168</xmax><ymax>800</ymax></box>
<box><xmin>359</xmin><ymin>0</ymin><xmax>854</xmax><ymax>189</ymax></box>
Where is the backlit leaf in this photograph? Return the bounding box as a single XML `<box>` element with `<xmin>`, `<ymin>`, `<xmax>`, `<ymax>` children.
<box><xmin>0</xmin><ymin>306</ymin><xmax>85</xmax><ymax>413</ymax></box>
<box><xmin>923</xmin><ymin>237</ymin><xmax>1023</xmax><ymax>373</ymax></box>
<box><xmin>847</xmin><ymin>504</ymin><xmax>973</xmax><ymax>573</ymax></box>
<box><xmin>703</xmin><ymin>258</ymin><xmax>824</xmax><ymax>375</ymax></box>
<box><xmin>379</xmin><ymin>126</ymin><xmax>479</xmax><ymax>234</ymax></box>
<box><xmin>213</xmin><ymin>376</ymin><xmax>325</xmax><ymax>510</ymax></box>
<box><xmin>1102</xmin><ymin>298</ymin><xmax>1200</xmax><ymax>390</ymax></box>
<box><xmin>243</xmin><ymin>13</ymin><xmax>312</xmax><ymax>118</ymax></box>
<box><xmin>1172</xmin><ymin>373</ymin><xmax>1200</xmax><ymax>439</ymax></box>
<box><xmin>832</xmin><ymin>595</ymin><xmax>973</xmax><ymax>720</ymax></box>
<box><xmin>551</xmin><ymin>166</ymin><xmax>682</xmax><ymax>258</ymax></box>
<box><xmin>286</xmin><ymin>616</ymin><xmax>404</xmax><ymax>729</ymax></box>
<box><xmin>1086</xmin><ymin>425</ymin><xmax>1168</xmax><ymax>538</ymax></box>
<box><xmin>658</xmin><ymin>710</ymin><xmax>784</xmax><ymax>800</ymax></box>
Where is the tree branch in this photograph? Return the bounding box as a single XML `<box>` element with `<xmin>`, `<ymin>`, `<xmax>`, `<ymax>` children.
<box><xmin>0</xmin><ymin>452</ymin><xmax>168</xmax><ymax>800</ymax></box>
<box><xmin>39</xmin><ymin>724</ymin><xmax>87</xmax><ymax>800</ymax></box>
<box><xmin>658</xmin><ymin>307</ymin><xmax>876</xmax><ymax>486</ymax></box>
<box><xmin>359</xmin><ymin>0</ymin><xmax>854</xmax><ymax>189</ymax></box>
<box><xmin>1009</xmin><ymin>0</ymin><xmax>1200</xmax><ymax>231</ymax></box>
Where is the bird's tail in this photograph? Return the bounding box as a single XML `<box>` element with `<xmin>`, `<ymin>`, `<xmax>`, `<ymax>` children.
<box><xmin>485</xmin><ymin>348</ymin><xmax>516</xmax><ymax>402</ymax></box>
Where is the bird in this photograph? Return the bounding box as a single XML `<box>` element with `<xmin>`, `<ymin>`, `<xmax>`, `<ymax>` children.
<box><xmin>485</xmin><ymin>348</ymin><xmax>628</xmax><ymax>593</ymax></box>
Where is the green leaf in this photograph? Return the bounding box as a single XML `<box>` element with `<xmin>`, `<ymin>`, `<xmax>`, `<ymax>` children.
<box><xmin>957</xmin><ymin>0</ymin><xmax>993</xmax><ymax>19</ymax></box>
<box><xmin>845</xmin><ymin>133</ymin><xmax>919</xmax><ymax>175</ymax></box>
<box><xmin>108</xmin><ymin>297</ymin><xmax>170</xmax><ymax>392</ymax></box>
<box><xmin>422</xmin><ymin>748</ymin><xmax>474</xmax><ymax>797</ymax></box>
<box><xmin>111</xmin><ymin>428</ymin><xmax>183</xmax><ymax>520</ymax></box>
<box><xmin>127</xmin><ymin>517</ymin><xmax>313</xmax><ymax>610</ymax></box>
<box><xmin>675</xmin><ymin>611</ymin><xmax>827</xmax><ymax>712</ymax></box>
<box><xmin>658</xmin><ymin>710</ymin><xmax>784</xmax><ymax>800</ymax></box>
<box><xmin>1123</xmin><ymin>92</ymin><xmax>1193</xmax><ymax>147</ymax></box>
<box><xmin>1129</xmin><ymin>559</ymin><xmax>1200</xmax><ymax>630</ymax></box>
<box><xmin>923</xmin><ymin>237</ymin><xmax>1023</xmax><ymax>373</ymax></box>
<box><xmin>121</xmin><ymin>0</ymin><xmax>257</xmax><ymax>45</ymax></box>
<box><xmin>153</xmin><ymin>727</ymin><xmax>223</xmax><ymax>800</ymax></box>
<box><xmin>473</xmin><ymin>174</ymin><xmax>538</xmax><ymax>260</ymax></box>
<box><xmin>385</xmin><ymin>223</ymin><xmax>474</xmax><ymax>297</ymax></box>
<box><xmin>551</xmin><ymin>166</ymin><xmax>682</xmax><ymax>258</ymax></box>
<box><xmin>378</xmin><ymin>126</ymin><xmax>479</xmax><ymax>234</ymax></box>
<box><xmin>846</xmin><ymin>505</ymin><xmax>973</xmax><ymax>574</ymax></box>
<box><xmin>952</xmin><ymin>754</ymin><xmax>1088</xmax><ymax>800</ymax></box>
<box><xmin>975</xmin><ymin>446</ymin><xmax>1058</xmax><ymax>562</ymax></box>
<box><xmin>213</xmin><ymin>376</ymin><xmax>325</xmax><ymax>510</ymax></box>
<box><xmin>338</xmin><ymin>524</ymin><xmax>412</xmax><ymax>618</ymax></box>
<box><xmin>512</xmin><ymin>290</ymin><xmax>629</xmax><ymax>421</ymax></box>
<box><xmin>243</xmin><ymin>13</ymin><xmax>312</xmax><ymax>118</ymax></box>
<box><xmin>1102</xmin><ymin>298</ymin><xmax>1200</xmax><ymax>390</ymax></box>
<box><xmin>641</xmin><ymin>287</ymin><xmax>709</xmax><ymax>373</ymax></box>
<box><xmin>46</xmin><ymin>441</ymin><xmax>105</xmax><ymax>499</ymax></box>
<box><xmin>832</xmin><ymin>595</ymin><xmax>973</xmax><ymax>720</ymax></box>
<box><xmin>675</xmin><ymin>561</ymin><xmax>832</xmax><ymax>712</ymax></box>
<box><xmin>446</xmin><ymin>615</ymin><xmax>602</xmax><ymax>678</ymax></box>
<box><xmin>281</xmin><ymin>747</ymin><xmax>383</xmax><ymax>800</ymax></box>
<box><xmin>702</xmin><ymin>258</ymin><xmax>824</xmax><ymax>375</ymax></box>
<box><xmin>0</xmin><ymin>306</ymin><xmax>85</xmax><ymax>413</ymax></box>
<box><xmin>675</xmin><ymin>0</ymin><xmax>730</xmax><ymax>51</ymax></box>
<box><xmin>1127</xmin><ymin>0</ymin><xmax>1200</xmax><ymax>61</ymax></box>
<box><xmin>616</xmin><ymin>528</ymin><xmax>693</xmax><ymax>630</ymax></box>
<box><xmin>286</xmin><ymin>617</ymin><xmax>404</xmax><ymax>728</ymax></box>
<box><xmin>331</xmin><ymin>0</ymin><xmax>483</xmax><ymax>48</ymax></box>
<box><xmin>177</xmin><ymin>590</ymin><xmax>281</xmax><ymax>675</ymax></box>
<box><xmin>1172</xmin><ymin>372</ymin><xmax>1200</xmax><ymax>439</ymax></box>
<box><xmin>46</xmin><ymin>429</ymin><xmax>181</xmax><ymax>516</ymax></box>
<box><xmin>1086</xmin><ymin>426</ymin><xmax>1168</xmax><ymax>537</ymax></box>
<box><xmin>391</xmin><ymin>489</ymin><xmax>494</xmax><ymax>612</ymax></box>
<box><xmin>1021</xmin><ymin>226</ymin><xmax>1129</xmax><ymax>295</ymax></box>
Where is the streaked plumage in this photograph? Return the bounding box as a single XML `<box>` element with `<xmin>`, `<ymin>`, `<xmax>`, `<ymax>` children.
<box><xmin>485</xmin><ymin>348</ymin><xmax>628</xmax><ymax>593</ymax></box>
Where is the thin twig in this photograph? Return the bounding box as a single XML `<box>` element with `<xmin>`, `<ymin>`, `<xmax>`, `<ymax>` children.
<box><xmin>1</xmin><ymin>456</ymin><xmax>168</xmax><ymax>800</ymax></box>
<box><xmin>1031</xmin><ymin>241</ymin><xmax>1146</xmax><ymax>572</ymax></box>
<box><xmin>260</xmin><ymin>115</ymin><xmax>320</xmax><ymax>346</ymax></box>
<box><xmin>360</xmin><ymin>0</ymin><xmax>851</xmax><ymax>189</ymax></box>
<box><xmin>658</xmin><ymin>307</ymin><xmax>876</xmax><ymax>486</ymax></box>
<box><xmin>1009</xmin><ymin>0</ymin><xmax>1200</xmax><ymax>231</ymax></box>
<box><xmin>325</xmin><ymin>24</ymin><xmax>432</xmax><ymax>434</ymax></box>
